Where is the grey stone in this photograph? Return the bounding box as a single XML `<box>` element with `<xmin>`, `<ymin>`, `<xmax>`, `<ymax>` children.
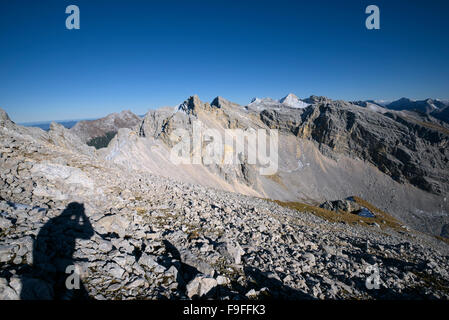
<box><xmin>186</xmin><ymin>276</ymin><xmax>217</xmax><ymax>298</ymax></box>
<box><xmin>139</xmin><ymin>253</ymin><xmax>166</xmax><ymax>273</ymax></box>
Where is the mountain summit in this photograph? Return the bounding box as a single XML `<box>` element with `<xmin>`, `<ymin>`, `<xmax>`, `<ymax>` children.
<box><xmin>0</xmin><ymin>108</ymin><xmax>12</xmax><ymax>125</ymax></box>
<box><xmin>279</xmin><ymin>93</ymin><xmax>309</xmax><ymax>108</ymax></box>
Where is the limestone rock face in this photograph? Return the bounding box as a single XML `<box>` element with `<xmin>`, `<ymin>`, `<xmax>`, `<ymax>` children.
<box><xmin>139</xmin><ymin>106</ymin><xmax>176</xmax><ymax>139</ymax></box>
<box><xmin>48</xmin><ymin>122</ymin><xmax>97</xmax><ymax>156</ymax></box>
<box><xmin>257</xmin><ymin>98</ymin><xmax>449</xmax><ymax>198</ymax></box>
<box><xmin>178</xmin><ymin>95</ymin><xmax>204</xmax><ymax>115</ymax></box>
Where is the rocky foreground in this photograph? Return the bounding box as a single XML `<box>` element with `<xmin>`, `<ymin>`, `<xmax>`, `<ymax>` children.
<box><xmin>1</xmin><ymin>108</ymin><xmax>449</xmax><ymax>300</ymax></box>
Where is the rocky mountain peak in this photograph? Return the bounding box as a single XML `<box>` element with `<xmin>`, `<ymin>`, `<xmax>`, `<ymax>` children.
<box><xmin>0</xmin><ymin>108</ymin><xmax>12</xmax><ymax>125</ymax></box>
<box><xmin>280</xmin><ymin>93</ymin><xmax>299</xmax><ymax>102</ymax></box>
<box><xmin>211</xmin><ymin>96</ymin><xmax>241</xmax><ymax>110</ymax></box>
<box><xmin>178</xmin><ymin>95</ymin><xmax>203</xmax><ymax>115</ymax></box>
<box><xmin>387</xmin><ymin>97</ymin><xmax>414</xmax><ymax>108</ymax></box>
<box><xmin>119</xmin><ymin>109</ymin><xmax>134</xmax><ymax>115</ymax></box>
<box><xmin>211</xmin><ymin>96</ymin><xmax>229</xmax><ymax>108</ymax></box>
<box><xmin>49</xmin><ymin>121</ymin><xmax>65</xmax><ymax>132</ymax></box>
<box><xmin>280</xmin><ymin>93</ymin><xmax>309</xmax><ymax>109</ymax></box>
<box><xmin>303</xmin><ymin>95</ymin><xmax>330</xmax><ymax>104</ymax></box>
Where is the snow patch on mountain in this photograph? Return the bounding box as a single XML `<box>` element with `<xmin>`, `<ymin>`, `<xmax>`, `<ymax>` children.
<box><xmin>279</xmin><ymin>93</ymin><xmax>310</xmax><ymax>109</ymax></box>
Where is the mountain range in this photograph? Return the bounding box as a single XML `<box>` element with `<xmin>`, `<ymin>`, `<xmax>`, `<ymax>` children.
<box><xmin>13</xmin><ymin>93</ymin><xmax>449</xmax><ymax>237</ymax></box>
<box><xmin>353</xmin><ymin>97</ymin><xmax>449</xmax><ymax>123</ymax></box>
<box><xmin>1</xmin><ymin>93</ymin><xmax>449</xmax><ymax>300</ymax></box>
<box><xmin>63</xmin><ymin>93</ymin><xmax>447</xmax><ymax>238</ymax></box>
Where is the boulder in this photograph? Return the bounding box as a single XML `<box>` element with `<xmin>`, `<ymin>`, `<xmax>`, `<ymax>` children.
<box><xmin>217</xmin><ymin>241</ymin><xmax>245</xmax><ymax>265</ymax></box>
<box><xmin>0</xmin><ymin>244</ymin><xmax>17</xmax><ymax>263</ymax></box>
<box><xmin>320</xmin><ymin>199</ymin><xmax>361</xmax><ymax>213</ymax></box>
<box><xmin>179</xmin><ymin>249</ymin><xmax>215</xmax><ymax>276</ymax></box>
<box><xmin>96</xmin><ymin>215</ymin><xmax>130</xmax><ymax>238</ymax></box>
<box><xmin>138</xmin><ymin>253</ymin><xmax>166</xmax><ymax>273</ymax></box>
<box><xmin>0</xmin><ymin>108</ymin><xmax>11</xmax><ymax>126</ymax></box>
<box><xmin>0</xmin><ymin>216</ymin><xmax>12</xmax><ymax>230</ymax></box>
<box><xmin>186</xmin><ymin>276</ymin><xmax>217</xmax><ymax>298</ymax></box>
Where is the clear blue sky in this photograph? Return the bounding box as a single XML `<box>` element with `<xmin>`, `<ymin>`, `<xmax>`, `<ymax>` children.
<box><xmin>1</xmin><ymin>0</ymin><xmax>449</xmax><ymax>123</ymax></box>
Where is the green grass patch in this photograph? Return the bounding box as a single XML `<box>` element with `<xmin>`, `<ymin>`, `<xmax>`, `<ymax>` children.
<box><xmin>273</xmin><ymin>196</ymin><xmax>403</xmax><ymax>232</ymax></box>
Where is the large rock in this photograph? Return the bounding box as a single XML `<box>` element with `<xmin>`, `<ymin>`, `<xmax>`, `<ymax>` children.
<box><xmin>0</xmin><ymin>278</ymin><xmax>19</xmax><ymax>300</ymax></box>
<box><xmin>0</xmin><ymin>244</ymin><xmax>16</xmax><ymax>263</ymax></box>
<box><xmin>30</xmin><ymin>162</ymin><xmax>95</xmax><ymax>190</ymax></box>
<box><xmin>179</xmin><ymin>249</ymin><xmax>215</xmax><ymax>276</ymax></box>
<box><xmin>186</xmin><ymin>276</ymin><xmax>217</xmax><ymax>298</ymax></box>
<box><xmin>294</xmin><ymin>100</ymin><xmax>449</xmax><ymax>195</ymax></box>
<box><xmin>320</xmin><ymin>199</ymin><xmax>361</xmax><ymax>213</ymax></box>
<box><xmin>105</xmin><ymin>262</ymin><xmax>126</xmax><ymax>279</ymax></box>
<box><xmin>0</xmin><ymin>216</ymin><xmax>13</xmax><ymax>230</ymax></box>
<box><xmin>217</xmin><ymin>241</ymin><xmax>245</xmax><ymax>265</ymax></box>
<box><xmin>96</xmin><ymin>214</ymin><xmax>130</xmax><ymax>238</ymax></box>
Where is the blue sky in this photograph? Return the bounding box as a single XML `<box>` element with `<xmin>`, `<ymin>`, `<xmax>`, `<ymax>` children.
<box><xmin>1</xmin><ymin>0</ymin><xmax>449</xmax><ymax>123</ymax></box>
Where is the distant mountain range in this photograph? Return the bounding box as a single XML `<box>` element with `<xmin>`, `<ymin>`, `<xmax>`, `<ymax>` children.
<box><xmin>352</xmin><ymin>97</ymin><xmax>449</xmax><ymax>123</ymax></box>
<box><xmin>19</xmin><ymin>119</ymin><xmax>80</xmax><ymax>131</ymax></box>
<box><xmin>18</xmin><ymin>96</ymin><xmax>449</xmax><ymax>133</ymax></box>
<box><xmin>20</xmin><ymin>113</ymin><xmax>145</xmax><ymax>132</ymax></box>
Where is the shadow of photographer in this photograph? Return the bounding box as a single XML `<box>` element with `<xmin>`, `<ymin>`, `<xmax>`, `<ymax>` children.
<box><xmin>20</xmin><ymin>202</ymin><xmax>94</xmax><ymax>300</ymax></box>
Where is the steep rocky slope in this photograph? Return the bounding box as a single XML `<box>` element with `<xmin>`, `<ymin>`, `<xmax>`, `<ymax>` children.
<box><xmin>1</xmin><ymin>108</ymin><xmax>449</xmax><ymax>300</ymax></box>
<box><xmin>287</xmin><ymin>99</ymin><xmax>449</xmax><ymax>195</ymax></box>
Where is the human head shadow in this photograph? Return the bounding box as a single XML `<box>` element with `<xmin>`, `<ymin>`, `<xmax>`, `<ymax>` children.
<box><xmin>20</xmin><ymin>202</ymin><xmax>94</xmax><ymax>300</ymax></box>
